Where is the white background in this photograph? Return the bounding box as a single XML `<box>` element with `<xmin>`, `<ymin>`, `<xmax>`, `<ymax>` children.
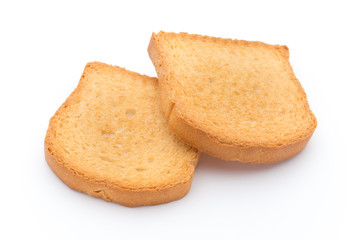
<box><xmin>1</xmin><ymin>1</ymin><xmax>359</xmax><ymax>239</ymax></box>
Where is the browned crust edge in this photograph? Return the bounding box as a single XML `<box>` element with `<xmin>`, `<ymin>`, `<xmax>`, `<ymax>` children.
<box><xmin>167</xmin><ymin>109</ymin><xmax>313</xmax><ymax>163</ymax></box>
<box><xmin>148</xmin><ymin>32</ymin><xmax>317</xmax><ymax>164</ymax></box>
<box><xmin>44</xmin><ymin>62</ymin><xmax>199</xmax><ymax>207</ymax></box>
<box><xmin>45</xmin><ymin>146</ymin><xmax>194</xmax><ymax>207</ymax></box>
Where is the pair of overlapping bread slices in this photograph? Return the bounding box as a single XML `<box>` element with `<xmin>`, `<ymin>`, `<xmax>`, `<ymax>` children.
<box><xmin>45</xmin><ymin>32</ymin><xmax>317</xmax><ymax>207</ymax></box>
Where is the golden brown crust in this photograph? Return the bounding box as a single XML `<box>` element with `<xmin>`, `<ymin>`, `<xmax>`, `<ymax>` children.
<box><xmin>168</xmin><ymin>106</ymin><xmax>313</xmax><ymax>163</ymax></box>
<box><xmin>45</xmin><ymin>145</ymin><xmax>193</xmax><ymax>207</ymax></box>
<box><xmin>148</xmin><ymin>32</ymin><xmax>317</xmax><ymax>163</ymax></box>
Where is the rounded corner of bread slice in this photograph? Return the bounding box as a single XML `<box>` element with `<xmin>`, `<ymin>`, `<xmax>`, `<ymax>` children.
<box><xmin>44</xmin><ymin>62</ymin><xmax>200</xmax><ymax>207</ymax></box>
<box><xmin>148</xmin><ymin>32</ymin><xmax>317</xmax><ymax>164</ymax></box>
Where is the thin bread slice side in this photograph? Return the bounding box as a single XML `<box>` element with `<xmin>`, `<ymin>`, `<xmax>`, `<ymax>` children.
<box><xmin>45</xmin><ymin>62</ymin><xmax>199</xmax><ymax>207</ymax></box>
<box><xmin>148</xmin><ymin>31</ymin><xmax>317</xmax><ymax>163</ymax></box>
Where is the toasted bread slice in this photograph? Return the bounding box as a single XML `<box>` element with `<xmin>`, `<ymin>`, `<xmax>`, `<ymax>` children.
<box><xmin>148</xmin><ymin>32</ymin><xmax>317</xmax><ymax>163</ymax></box>
<box><xmin>45</xmin><ymin>62</ymin><xmax>199</xmax><ymax>207</ymax></box>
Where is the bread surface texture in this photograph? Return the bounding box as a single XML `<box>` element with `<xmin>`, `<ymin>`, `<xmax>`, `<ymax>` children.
<box><xmin>148</xmin><ymin>31</ymin><xmax>317</xmax><ymax>163</ymax></box>
<box><xmin>45</xmin><ymin>62</ymin><xmax>199</xmax><ymax>207</ymax></box>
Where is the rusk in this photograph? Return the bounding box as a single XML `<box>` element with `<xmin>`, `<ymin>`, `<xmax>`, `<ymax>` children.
<box><xmin>45</xmin><ymin>62</ymin><xmax>199</xmax><ymax>207</ymax></box>
<box><xmin>148</xmin><ymin>32</ymin><xmax>317</xmax><ymax>163</ymax></box>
